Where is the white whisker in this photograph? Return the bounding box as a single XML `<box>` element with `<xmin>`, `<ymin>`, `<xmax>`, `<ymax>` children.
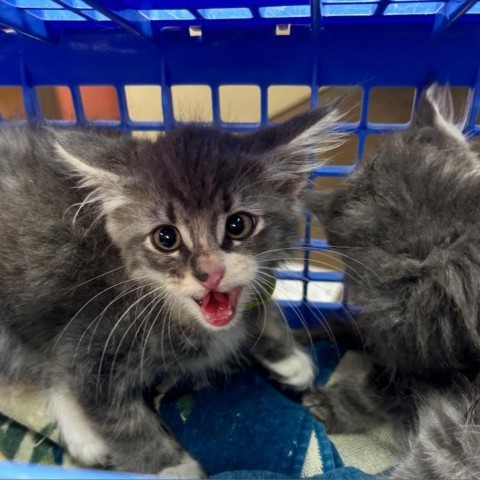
<box><xmin>53</xmin><ymin>278</ymin><xmax>138</xmax><ymax>352</ymax></box>
<box><xmin>96</xmin><ymin>288</ymin><xmax>162</xmax><ymax>396</ymax></box>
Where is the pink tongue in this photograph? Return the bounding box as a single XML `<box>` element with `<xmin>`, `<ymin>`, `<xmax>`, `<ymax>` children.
<box><xmin>201</xmin><ymin>292</ymin><xmax>234</xmax><ymax>326</ymax></box>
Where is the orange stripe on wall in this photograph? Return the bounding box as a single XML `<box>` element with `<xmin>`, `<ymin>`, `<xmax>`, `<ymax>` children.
<box><xmin>55</xmin><ymin>86</ymin><xmax>120</xmax><ymax>121</ymax></box>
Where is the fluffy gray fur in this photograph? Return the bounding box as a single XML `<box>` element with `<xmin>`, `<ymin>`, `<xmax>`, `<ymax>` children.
<box><xmin>302</xmin><ymin>85</ymin><xmax>480</xmax><ymax>479</ymax></box>
<box><xmin>0</xmin><ymin>106</ymin><xmax>341</xmax><ymax>476</ymax></box>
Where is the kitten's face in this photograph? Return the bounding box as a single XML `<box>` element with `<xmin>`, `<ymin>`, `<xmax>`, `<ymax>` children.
<box><xmin>306</xmin><ymin>85</ymin><xmax>480</xmax><ymax>370</ymax></box>
<box><xmin>106</xmin><ymin>130</ymin><xmax>301</xmax><ymax>330</ymax></box>
<box><xmin>56</xmin><ymin>106</ymin><xmax>341</xmax><ymax>331</ymax></box>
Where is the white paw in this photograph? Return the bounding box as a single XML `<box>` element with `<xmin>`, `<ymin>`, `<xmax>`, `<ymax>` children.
<box><xmin>265</xmin><ymin>348</ymin><xmax>316</xmax><ymax>390</ymax></box>
<box><xmin>67</xmin><ymin>437</ymin><xmax>109</xmax><ymax>466</ymax></box>
<box><xmin>49</xmin><ymin>387</ymin><xmax>110</xmax><ymax>466</ymax></box>
<box><xmin>158</xmin><ymin>454</ymin><xmax>205</xmax><ymax>479</ymax></box>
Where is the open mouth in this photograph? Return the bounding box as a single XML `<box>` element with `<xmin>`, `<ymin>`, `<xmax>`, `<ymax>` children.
<box><xmin>194</xmin><ymin>287</ymin><xmax>242</xmax><ymax>327</ymax></box>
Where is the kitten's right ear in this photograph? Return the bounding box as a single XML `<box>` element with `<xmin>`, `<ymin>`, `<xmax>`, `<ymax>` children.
<box><xmin>52</xmin><ymin>129</ymin><xmax>137</xmax><ymax>188</ymax></box>
<box><xmin>52</xmin><ymin>129</ymin><xmax>140</xmax><ymax>216</ymax></box>
<box><xmin>413</xmin><ymin>83</ymin><xmax>466</xmax><ymax>142</ymax></box>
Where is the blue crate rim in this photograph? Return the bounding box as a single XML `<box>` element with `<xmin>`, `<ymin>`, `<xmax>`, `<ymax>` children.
<box><xmin>0</xmin><ymin>0</ymin><xmax>479</xmax><ymax>42</ymax></box>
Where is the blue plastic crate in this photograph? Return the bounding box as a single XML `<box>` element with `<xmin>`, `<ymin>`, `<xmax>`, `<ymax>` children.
<box><xmin>0</xmin><ymin>0</ymin><xmax>480</xmax><ymax>477</ymax></box>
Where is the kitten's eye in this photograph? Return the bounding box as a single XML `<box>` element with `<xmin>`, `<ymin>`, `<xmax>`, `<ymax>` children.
<box><xmin>151</xmin><ymin>226</ymin><xmax>182</xmax><ymax>252</ymax></box>
<box><xmin>225</xmin><ymin>213</ymin><xmax>255</xmax><ymax>240</ymax></box>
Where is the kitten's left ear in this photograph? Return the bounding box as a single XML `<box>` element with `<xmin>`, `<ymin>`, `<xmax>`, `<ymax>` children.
<box><xmin>413</xmin><ymin>83</ymin><xmax>467</xmax><ymax>143</ymax></box>
<box><xmin>243</xmin><ymin>103</ymin><xmax>344</xmax><ymax>197</ymax></box>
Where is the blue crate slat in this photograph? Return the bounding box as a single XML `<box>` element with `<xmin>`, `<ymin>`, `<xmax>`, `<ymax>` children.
<box><xmin>80</xmin><ymin>0</ymin><xmax>154</xmax><ymax>38</ymax></box>
<box><xmin>19</xmin><ymin>61</ymin><xmax>42</xmax><ymax>120</ymax></box>
<box><xmin>467</xmin><ymin>69</ymin><xmax>480</xmax><ymax>130</ymax></box>
<box><xmin>0</xmin><ymin>5</ymin><xmax>49</xmax><ymax>41</ymax></box>
<box><xmin>115</xmin><ymin>85</ymin><xmax>129</xmax><ymax>130</ymax></box>
<box><xmin>160</xmin><ymin>59</ymin><xmax>175</xmax><ymax>130</ymax></box>
<box><xmin>114</xmin><ymin>1</ymin><xmax>310</xmax><ymax>8</ymax></box>
<box><xmin>275</xmin><ymin>270</ymin><xmax>303</xmax><ymax>280</ymax></box>
<box><xmin>0</xmin><ymin>461</ymin><xmax>155</xmax><ymax>479</ymax></box>
<box><xmin>47</xmin><ymin>1</ymin><xmax>94</xmax><ymax>22</ymax></box>
<box><xmin>307</xmin><ymin>239</ymin><xmax>331</xmax><ymax>250</ymax></box>
<box><xmin>275</xmin><ymin>269</ymin><xmax>344</xmax><ymax>281</ymax></box>
<box><xmin>308</xmin><ymin>270</ymin><xmax>345</xmax><ymax>282</ymax></box>
<box><xmin>71</xmin><ymin>86</ymin><xmax>87</xmax><ymax>125</ymax></box>
<box><xmin>434</xmin><ymin>0</ymin><xmax>478</xmax><ymax>31</ymax></box>
<box><xmin>211</xmin><ymin>86</ymin><xmax>221</xmax><ymax>125</ymax></box>
<box><xmin>374</xmin><ymin>0</ymin><xmax>391</xmax><ymax>16</ymax></box>
<box><xmin>311</xmin><ymin>165</ymin><xmax>354</xmax><ymax>177</ymax></box>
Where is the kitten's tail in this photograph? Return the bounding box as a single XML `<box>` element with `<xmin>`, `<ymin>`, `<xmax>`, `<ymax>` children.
<box><xmin>386</xmin><ymin>379</ymin><xmax>480</xmax><ymax>480</ymax></box>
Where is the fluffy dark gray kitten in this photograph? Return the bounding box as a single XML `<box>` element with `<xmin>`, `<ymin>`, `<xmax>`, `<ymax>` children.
<box><xmin>0</xmin><ymin>107</ymin><xmax>341</xmax><ymax>476</ymax></box>
<box><xmin>302</xmin><ymin>85</ymin><xmax>480</xmax><ymax>479</ymax></box>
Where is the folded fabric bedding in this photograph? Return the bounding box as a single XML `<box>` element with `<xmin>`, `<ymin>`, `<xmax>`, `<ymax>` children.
<box><xmin>0</xmin><ymin>342</ymin><xmax>402</xmax><ymax>478</ymax></box>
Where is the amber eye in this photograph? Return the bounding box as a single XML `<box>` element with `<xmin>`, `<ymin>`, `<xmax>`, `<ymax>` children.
<box><xmin>151</xmin><ymin>226</ymin><xmax>182</xmax><ymax>252</ymax></box>
<box><xmin>225</xmin><ymin>213</ymin><xmax>255</xmax><ymax>240</ymax></box>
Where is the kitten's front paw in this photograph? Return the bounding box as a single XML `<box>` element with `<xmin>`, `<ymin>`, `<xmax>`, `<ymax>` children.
<box><xmin>49</xmin><ymin>387</ymin><xmax>110</xmax><ymax>467</ymax></box>
<box><xmin>302</xmin><ymin>387</ymin><xmax>338</xmax><ymax>433</ymax></box>
<box><xmin>67</xmin><ymin>439</ymin><xmax>110</xmax><ymax>467</ymax></box>
<box><xmin>158</xmin><ymin>453</ymin><xmax>206</xmax><ymax>479</ymax></box>
<box><xmin>265</xmin><ymin>347</ymin><xmax>315</xmax><ymax>390</ymax></box>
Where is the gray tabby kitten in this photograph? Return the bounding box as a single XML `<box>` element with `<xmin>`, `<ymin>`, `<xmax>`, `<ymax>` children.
<box><xmin>302</xmin><ymin>85</ymin><xmax>480</xmax><ymax>479</ymax></box>
<box><xmin>0</xmin><ymin>107</ymin><xmax>340</xmax><ymax>476</ymax></box>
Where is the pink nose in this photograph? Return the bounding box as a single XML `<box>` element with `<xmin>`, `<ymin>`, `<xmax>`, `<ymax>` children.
<box><xmin>201</xmin><ymin>268</ymin><xmax>225</xmax><ymax>290</ymax></box>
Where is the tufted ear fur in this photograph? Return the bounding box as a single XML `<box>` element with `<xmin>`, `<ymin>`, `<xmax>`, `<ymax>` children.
<box><xmin>53</xmin><ymin>129</ymin><xmax>138</xmax><ymax>182</ymax></box>
<box><xmin>414</xmin><ymin>83</ymin><xmax>467</xmax><ymax>143</ymax></box>
<box><xmin>53</xmin><ymin>129</ymin><xmax>140</xmax><ymax>216</ymax></box>
<box><xmin>243</xmin><ymin>103</ymin><xmax>344</xmax><ymax>197</ymax></box>
<box><xmin>245</xmin><ymin>103</ymin><xmax>343</xmax><ymax>156</ymax></box>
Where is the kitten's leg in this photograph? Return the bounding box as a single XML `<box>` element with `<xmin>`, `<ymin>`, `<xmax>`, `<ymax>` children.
<box><xmin>50</xmin><ymin>373</ymin><xmax>204</xmax><ymax>477</ymax></box>
<box><xmin>303</xmin><ymin>363</ymin><xmax>416</xmax><ymax>434</ymax></box>
<box><xmin>48</xmin><ymin>385</ymin><xmax>110</xmax><ymax>466</ymax></box>
<box><xmin>302</xmin><ymin>370</ymin><xmax>385</xmax><ymax>433</ymax></box>
<box><xmin>250</xmin><ymin>304</ymin><xmax>315</xmax><ymax>390</ymax></box>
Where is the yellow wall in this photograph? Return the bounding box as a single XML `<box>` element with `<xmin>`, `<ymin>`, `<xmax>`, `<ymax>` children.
<box><xmin>125</xmin><ymin>85</ymin><xmax>311</xmax><ymax>123</ymax></box>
